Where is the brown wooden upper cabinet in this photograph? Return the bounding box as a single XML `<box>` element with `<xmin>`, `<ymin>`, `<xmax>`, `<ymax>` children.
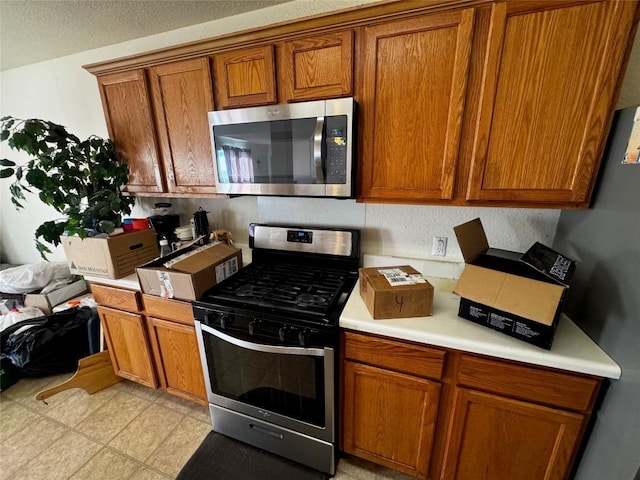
<box><xmin>213</xmin><ymin>45</ymin><xmax>277</xmax><ymax>109</ymax></box>
<box><xmin>89</xmin><ymin>0</ymin><xmax>639</xmax><ymax>205</ymax></box>
<box><xmin>277</xmin><ymin>30</ymin><xmax>354</xmax><ymax>102</ymax></box>
<box><xmin>358</xmin><ymin>9</ymin><xmax>475</xmax><ymax>202</ymax></box>
<box><xmin>466</xmin><ymin>0</ymin><xmax>638</xmax><ymax>206</ymax></box>
<box><xmin>98</xmin><ymin>70</ymin><xmax>165</xmax><ymax>194</ymax></box>
<box><xmin>98</xmin><ymin>58</ymin><xmax>217</xmax><ymax>195</ymax></box>
<box><xmin>148</xmin><ymin>57</ymin><xmax>217</xmax><ymax>194</ymax></box>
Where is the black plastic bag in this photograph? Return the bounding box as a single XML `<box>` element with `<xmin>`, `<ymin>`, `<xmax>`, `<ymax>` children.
<box><xmin>0</xmin><ymin>306</ymin><xmax>96</xmax><ymax>377</ymax></box>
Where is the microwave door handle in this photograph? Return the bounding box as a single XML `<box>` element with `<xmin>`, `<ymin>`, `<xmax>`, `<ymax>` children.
<box><xmin>314</xmin><ymin>116</ymin><xmax>325</xmax><ymax>183</ymax></box>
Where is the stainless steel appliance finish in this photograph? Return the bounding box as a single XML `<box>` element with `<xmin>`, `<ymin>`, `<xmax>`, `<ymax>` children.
<box><xmin>193</xmin><ymin>224</ymin><xmax>360</xmax><ymax>475</ymax></box>
<box><xmin>252</xmin><ymin>224</ymin><xmax>354</xmax><ymax>256</ymax></box>
<box><xmin>208</xmin><ymin>98</ymin><xmax>355</xmax><ymax>198</ymax></box>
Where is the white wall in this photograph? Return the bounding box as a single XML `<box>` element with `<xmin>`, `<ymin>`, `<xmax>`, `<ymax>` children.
<box><xmin>2</xmin><ymin>0</ymin><xmax>638</xmax><ymax>268</ymax></box>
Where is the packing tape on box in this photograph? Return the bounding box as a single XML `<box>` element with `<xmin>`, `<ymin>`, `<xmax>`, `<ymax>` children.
<box><xmin>378</xmin><ymin>268</ymin><xmax>427</xmax><ymax>286</ymax></box>
<box><xmin>158</xmin><ymin>271</ymin><xmax>175</xmax><ymax>299</ymax></box>
<box><xmin>162</xmin><ymin>240</ymin><xmax>221</xmax><ymax>269</ymax></box>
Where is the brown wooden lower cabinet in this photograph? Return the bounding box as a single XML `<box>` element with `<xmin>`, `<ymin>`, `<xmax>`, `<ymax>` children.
<box><xmin>143</xmin><ymin>293</ymin><xmax>207</xmax><ymax>405</ymax></box>
<box><xmin>440</xmin><ymin>388</ymin><xmax>584</xmax><ymax>480</ymax></box>
<box><xmin>97</xmin><ymin>305</ymin><xmax>157</xmax><ymax>388</ymax></box>
<box><xmin>342</xmin><ymin>332</ymin><xmax>444</xmax><ymax>478</ymax></box>
<box><xmin>92</xmin><ymin>283</ymin><xmax>207</xmax><ymax>405</ymax></box>
<box><xmin>343</xmin><ymin>360</ymin><xmax>440</xmax><ymax>478</ymax></box>
<box><xmin>341</xmin><ymin>330</ymin><xmax>601</xmax><ymax>480</ymax></box>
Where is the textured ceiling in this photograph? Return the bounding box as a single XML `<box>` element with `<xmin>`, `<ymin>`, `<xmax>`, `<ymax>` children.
<box><xmin>0</xmin><ymin>0</ymin><xmax>292</xmax><ymax>71</ymax></box>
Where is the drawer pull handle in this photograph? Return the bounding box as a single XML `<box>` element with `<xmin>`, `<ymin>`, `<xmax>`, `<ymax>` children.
<box><xmin>250</xmin><ymin>423</ymin><xmax>284</xmax><ymax>440</ymax></box>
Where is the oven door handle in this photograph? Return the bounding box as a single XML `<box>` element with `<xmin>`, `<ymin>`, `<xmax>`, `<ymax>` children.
<box><xmin>199</xmin><ymin>323</ymin><xmax>328</xmax><ymax>357</ymax></box>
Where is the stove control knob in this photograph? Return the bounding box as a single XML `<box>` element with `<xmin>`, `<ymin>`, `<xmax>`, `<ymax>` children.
<box><xmin>204</xmin><ymin>311</ymin><xmax>216</xmax><ymax>324</ymax></box>
<box><xmin>278</xmin><ymin>326</ymin><xmax>288</xmax><ymax>342</ymax></box>
<box><xmin>298</xmin><ymin>329</ymin><xmax>308</xmax><ymax>347</ymax></box>
<box><xmin>249</xmin><ymin>320</ymin><xmax>260</xmax><ymax>336</ymax></box>
<box><xmin>219</xmin><ymin>314</ymin><xmax>231</xmax><ymax>330</ymax></box>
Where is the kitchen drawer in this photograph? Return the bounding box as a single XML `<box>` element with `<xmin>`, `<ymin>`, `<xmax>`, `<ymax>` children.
<box><xmin>343</xmin><ymin>331</ymin><xmax>444</xmax><ymax>381</ymax></box>
<box><xmin>457</xmin><ymin>354</ymin><xmax>601</xmax><ymax>412</ymax></box>
<box><xmin>142</xmin><ymin>294</ymin><xmax>195</xmax><ymax>326</ymax></box>
<box><xmin>91</xmin><ymin>283</ymin><xmax>141</xmax><ymax>313</ymax></box>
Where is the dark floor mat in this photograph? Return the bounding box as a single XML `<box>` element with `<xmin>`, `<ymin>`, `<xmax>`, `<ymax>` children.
<box><xmin>176</xmin><ymin>431</ymin><xmax>330</xmax><ymax>480</ymax></box>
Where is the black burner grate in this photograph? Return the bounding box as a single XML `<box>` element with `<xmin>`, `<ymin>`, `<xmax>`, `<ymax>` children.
<box><xmin>207</xmin><ymin>262</ymin><xmax>348</xmax><ymax>315</ymax></box>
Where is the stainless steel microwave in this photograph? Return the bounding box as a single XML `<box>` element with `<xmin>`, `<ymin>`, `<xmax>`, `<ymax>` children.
<box><xmin>208</xmin><ymin>97</ymin><xmax>355</xmax><ymax>197</ymax></box>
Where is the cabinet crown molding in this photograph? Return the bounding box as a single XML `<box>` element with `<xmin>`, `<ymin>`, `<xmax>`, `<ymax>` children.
<box><xmin>83</xmin><ymin>0</ymin><xmax>487</xmax><ymax>75</ymax></box>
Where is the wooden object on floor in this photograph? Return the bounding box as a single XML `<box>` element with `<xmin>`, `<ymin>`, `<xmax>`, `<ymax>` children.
<box><xmin>35</xmin><ymin>351</ymin><xmax>121</xmax><ymax>402</ymax></box>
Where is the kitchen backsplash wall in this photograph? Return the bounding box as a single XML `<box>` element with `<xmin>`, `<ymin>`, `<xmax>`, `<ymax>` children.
<box><xmin>125</xmin><ymin>196</ymin><xmax>559</xmax><ymax>267</ymax></box>
<box><xmin>2</xmin><ymin>0</ymin><xmax>636</xmax><ymax>266</ymax></box>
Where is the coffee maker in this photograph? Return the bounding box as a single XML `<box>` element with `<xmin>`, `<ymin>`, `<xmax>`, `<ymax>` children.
<box><xmin>148</xmin><ymin>203</ymin><xmax>180</xmax><ymax>245</ymax></box>
<box><xmin>193</xmin><ymin>207</ymin><xmax>210</xmax><ymax>244</ymax></box>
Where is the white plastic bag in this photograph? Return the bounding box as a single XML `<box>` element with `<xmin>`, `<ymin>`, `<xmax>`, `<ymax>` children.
<box><xmin>0</xmin><ymin>306</ymin><xmax>46</xmax><ymax>333</ymax></box>
<box><xmin>0</xmin><ymin>262</ymin><xmax>72</xmax><ymax>294</ymax></box>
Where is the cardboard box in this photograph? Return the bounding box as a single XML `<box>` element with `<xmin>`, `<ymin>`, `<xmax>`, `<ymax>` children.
<box><xmin>136</xmin><ymin>242</ymin><xmax>242</xmax><ymax>301</ymax></box>
<box><xmin>359</xmin><ymin>265</ymin><xmax>434</xmax><ymax>319</ymax></box>
<box><xmin>62</xmin><ymin>229</ymin><xmax>159</xmax><ymax>279</ymax></box>
<box><xmin>24</xmin><ymin>279</ymin><xmax>88</xmax><ymax>315</ymax></box>
<box><xmin>453</xmin><ymin>218</ymin><xmax>576</xmax><ymax>349</ymax></box>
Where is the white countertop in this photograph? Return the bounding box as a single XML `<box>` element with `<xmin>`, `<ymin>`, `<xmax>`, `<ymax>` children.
<box><xmin>340</xmin><ymin>279</ymin><xmax>621</xmax><ymax>379</ymax></box>
<box><xmin>85</xmin><ymin>248</ymin><xmax>620</xmax><ymax>379</ymax></box>
<box><xmin>84</xmin><ymin>272</ymin><xmax>141</xmax><ymax>290</ymax></box>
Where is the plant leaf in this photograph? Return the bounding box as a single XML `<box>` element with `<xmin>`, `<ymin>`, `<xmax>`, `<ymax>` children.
<box><xmin>0</xmin><ymin>116</ymin><xmax>133</xmax><ymax>253</ymax></box>
<box><xmin>0</xmin><ymin>168</ymin><xmax>14</xmax><ymax>178</ymax></box>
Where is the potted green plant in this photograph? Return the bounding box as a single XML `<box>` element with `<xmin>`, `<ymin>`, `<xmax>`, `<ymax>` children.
<box><xmin>0</xmin><ymin>116</ymin><xmax>135</xmax><ymax>259</ymax></box>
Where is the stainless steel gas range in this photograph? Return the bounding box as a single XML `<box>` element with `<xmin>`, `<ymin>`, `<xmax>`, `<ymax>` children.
<box><xmin>192</xmin><ymin>223</ymin><xmax>360</xmax><ymax>475</ymax></box>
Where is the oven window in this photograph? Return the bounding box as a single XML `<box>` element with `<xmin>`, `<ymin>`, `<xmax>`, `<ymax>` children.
<box><xmin>202</xmin><ymin>333</ymin><xmax>326</xmax><ymax>428</ymax></box>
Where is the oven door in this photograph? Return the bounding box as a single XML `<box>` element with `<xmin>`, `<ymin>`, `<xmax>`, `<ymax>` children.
<box><xmin>195</xmin><ymin>321</ymin><xmax>335</xmax><ymax>443</ymax></box>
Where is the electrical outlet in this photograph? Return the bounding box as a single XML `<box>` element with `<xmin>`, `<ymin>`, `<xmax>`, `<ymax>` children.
<box><xmin>432</xmin><ymin>237</ymin><xmax>447</xmax><ymax>256</ymax></box>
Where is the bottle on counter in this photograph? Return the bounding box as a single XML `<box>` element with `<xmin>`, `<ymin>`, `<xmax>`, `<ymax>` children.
<box><xmin>159</xmin><ymin>238</ymin><xmax>171</xmax><ymax>257</ymax></box>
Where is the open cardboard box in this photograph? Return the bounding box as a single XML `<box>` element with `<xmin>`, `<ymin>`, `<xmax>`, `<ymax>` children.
<box><xmin>24</xmin><ymin>279</ymin><xmax>88</xmax><ymax>315</ymax></box>
<box><xmin>136</xmin><ymin>242</ymin><xmax>242</xmax><ymax>301</ymax></box>
<box><xmin>453</xmin><ymin>218</ymin><xmax>575</xmax><ymax>349</ymax></box>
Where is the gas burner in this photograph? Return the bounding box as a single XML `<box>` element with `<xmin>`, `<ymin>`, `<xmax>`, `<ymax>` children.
<box><xmin>296</xmin><ymin>293</ymin><xmax>329</xmax><ymax>308</ymax></box>
<box><xmin>235</xmin><ymin>285</ymin><xmax>261</xmax><ymax>297</ymax></box>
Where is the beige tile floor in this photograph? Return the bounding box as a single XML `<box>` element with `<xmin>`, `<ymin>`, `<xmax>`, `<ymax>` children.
<box><xmin>0</xmin><ymin>375</ymin><xmax>412</xmax><ymax>480</ymax></box>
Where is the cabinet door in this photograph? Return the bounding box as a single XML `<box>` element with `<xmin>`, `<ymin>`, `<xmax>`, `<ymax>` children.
<box><xmin>359</xmin><ymin>9</ymin><xmax>474</xmax><ymax>202</ymax></box>
<box><xmin>213</xmin><ymin>45</ymin><xmax>276</xmax><ymax>108</ymax></box>
<box><xmin>148</xmin><ymin>58</ymin><xmax>218</xmax><ymax>194</ymax></box>
<box><xmin>147</xmin><ymin>316</ymin><xmax>207</xmax><ymax>404</ymax></box>
<box><xmin>91</xmin><ymin>283</ymin><xmax>141</xmax><ymax>313</ymax></box>
<box><xmin>97</xmin><ymin>70</ymin><xmax>165</xmax><ymax>193</ymax></box>
<box><xmin>278</xmin><ymin>30</ymin><xmax>353</xmax><ymax>101</ymax></box>
<box><xmin>467</xmin><ymin>0</ymin><xmax>638</xmax><ymax>205</ymax></box>
<box><xmin>97</xmin><ymin>305</ymin><xmax>157</xmax><ymax>388</ymax></box>
<box><xmin>441</xmin><ymin>388</ymin><xmax>584</xmax><ymax>480</ymax></box>
<box><xmin>343</xmin><ymin>361</ymin><xmax>440</xmax><ymax>478</ymax></box>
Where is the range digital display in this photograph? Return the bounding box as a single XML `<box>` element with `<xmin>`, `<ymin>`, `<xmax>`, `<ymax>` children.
<box><xmin>287</xmin><ymin>230</ymin><xmax>313</xmax><ymax>244</ymax></box>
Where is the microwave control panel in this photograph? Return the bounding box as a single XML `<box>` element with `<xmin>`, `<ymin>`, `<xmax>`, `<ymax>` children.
<box><xmin>325</xmin><ymin>116</ymin><xmax>349</xmax><ymax>184</ymax></box>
